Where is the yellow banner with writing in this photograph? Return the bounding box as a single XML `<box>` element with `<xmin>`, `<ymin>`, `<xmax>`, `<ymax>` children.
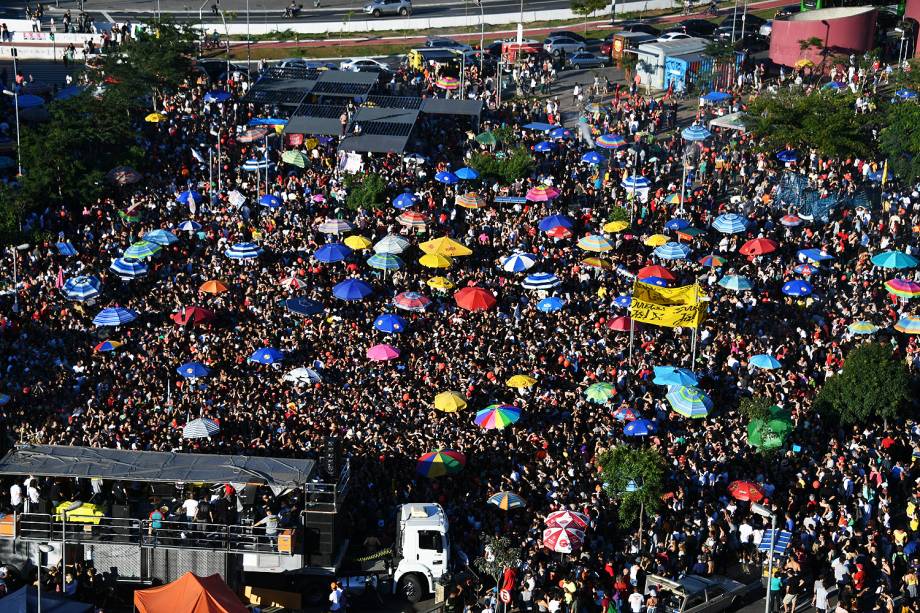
<box><xmin>633</xmin><ymin>282</ymin><xmax>702</xmax><ymax>306</ymax></box>
<box><xmin>630</xmin><ymin>297</ymin><xmax>708</xmax><ymax>328</ymax></box>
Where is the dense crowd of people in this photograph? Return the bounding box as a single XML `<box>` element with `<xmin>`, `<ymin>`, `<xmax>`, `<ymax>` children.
<box><xmin>0</xmin><ymin>31</ymin><xmax>919</xmax><ymax>613</ymax></box>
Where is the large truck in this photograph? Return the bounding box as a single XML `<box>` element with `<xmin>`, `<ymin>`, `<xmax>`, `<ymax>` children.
<box><xmin>0</xmin><ymin>445</ymin><xmax>450</xmax><ymax>607</ymax></box>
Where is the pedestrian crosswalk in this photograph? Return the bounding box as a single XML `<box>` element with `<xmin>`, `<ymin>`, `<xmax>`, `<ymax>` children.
<box><xmin>0</xmin><ymin>60</ymin><xmax>75</xmax><ymax>87</ymax></box>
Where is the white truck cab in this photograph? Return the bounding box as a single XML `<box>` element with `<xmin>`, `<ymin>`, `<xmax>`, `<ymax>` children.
<box><xmin>393</xmin><ymin>503</ymin><xmax>450</xmax><ymax>602</ymax></box>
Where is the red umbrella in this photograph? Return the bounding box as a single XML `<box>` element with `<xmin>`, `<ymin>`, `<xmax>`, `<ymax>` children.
<box><xmin>545</xmin><ymin>509</ymin><xmax>589</xmax><ymax>530</ymax></box>
<box><xmin>608</xmin><ymin>316</ymin><xmax>633</xmax><ymax>332</ymax></box>
<box><xmin>454</xmin><ymin>287</ymin><xmax>497</xmax><ymax>311</ymax></box>
<box><xmin>546</xmin><ymin>226</ymin><xmax>572</xmax><ymax>239</ymax></box>
<box><xmin>638</xmin><ymin>265</ymin><xmax>676</xmax><ymax>281</ymax></box>
<box><xmin>170</xmin><ymin>306</ymin><xmax>215</xmax><ymax>326</ymax></box>
<box><xmin>739</xmin><ymin>238</ymin><xmax>779</xmax><ymax>256</ymax></box>
<box><xmin>542</xmin><ymin>527</ymin><xmax>585</xmax><ymax>553</ymax></box>
<box><xmin>728</xmin><ymin>480</ymin><xmax>766</xmax><ymax>502</ymax></box>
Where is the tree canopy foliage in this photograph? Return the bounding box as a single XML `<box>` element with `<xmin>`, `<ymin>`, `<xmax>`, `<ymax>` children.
<box><xmin>598</xmin><ymin>446</ymin><xmax>666</xmax><ymax>526</ymax></box>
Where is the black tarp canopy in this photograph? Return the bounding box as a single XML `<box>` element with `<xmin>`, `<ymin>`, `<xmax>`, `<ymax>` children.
<box><xmin>0</xmin><ymin>445</ymin><xmax>316</xmax><ymax>487</ymax></box>
<box><xmin>338</xmin><ymin>108</ymin><xmax>419</xmax><ymax>154</ymax></box>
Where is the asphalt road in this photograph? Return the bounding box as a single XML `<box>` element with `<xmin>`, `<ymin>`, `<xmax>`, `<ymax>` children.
<box><xmin>0</xmin><ymin>0</ymin><xmax>578</xmax><ymax>26</ymax></box>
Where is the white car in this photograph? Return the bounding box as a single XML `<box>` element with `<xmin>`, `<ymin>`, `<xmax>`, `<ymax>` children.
<box><xmin>339</xmin><ymin>58</ymin><xmax>390</xmax><ymax>73</ymax></box>
<box><xmin>657</xmin><ymin>31</ymin><xmax>694</xmax><ymax>42</ymax></box>
<box><xmin>758</xmin><ymin>21</ymin><xmax>773</xmax><ymax>37</ymax></box>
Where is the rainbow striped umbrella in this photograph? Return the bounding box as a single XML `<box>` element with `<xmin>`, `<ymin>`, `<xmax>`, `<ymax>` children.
<box><xmin>576</xmin><ymin>234</ymin><xmax>613</xmax><ymax>253</ymax></box>
<box><xmin>885</xmin><ymin>278</ymin><xmax>920</xmax><ymax>299</ymax></box>
<box><xmin>435</xmin><ymin>76</ymin><xmax>460</xmax><ymax>90</ymax></box>
<box><xmin>596</xmin><ymin>133</ymin><xmax>626</xmax><ymax>149</ymax></box>
<box><xmin>456</xmin><ymin>192</ymin><xmax>486</xmax><ymax>209</ymax></box>
<box><xmin>474</xmin><ymin>404</ymin><xmax>521</xmax><ymax>429</ymax></box>
<box><xmin>487</xmin><ymin>491</ymin><xmax>526</xmax><ymax>510</ymax></box>
<box><xmin>894</xmin><ymin>314</ymin><xmax>920</xmax><ymax>334</ymax></box>
<box><xmin>416</xmin><ymin>450</ymin><xmax>466</xmax><ymax>478</ymax></box>
<box><xmin>698</xmin><ymin>254</ymin><xmax>726</xmax><ymax>268</ymax></box>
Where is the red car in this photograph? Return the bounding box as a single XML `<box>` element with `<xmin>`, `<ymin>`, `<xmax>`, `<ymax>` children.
<box><xmin>600</xmin><ymin>34</ymin><xmax>614</xmax><ymax>56</ymax></box>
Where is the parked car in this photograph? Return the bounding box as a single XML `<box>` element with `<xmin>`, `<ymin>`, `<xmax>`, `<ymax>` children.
<box><xmin>363</xmin><ymin>0</ymin><xmax>411</xmax><ymax>16</ymax></box>
<box><xmin>670</xmin><ymin>18</ymin><xmax>718</xmax><ymax>37</ymax></box>
<box><xmin>614</xmin><ymin>19</ymin><xmax>660</xmax><ymax>35</ymax></box>
<box><xmin>644</xmin><ymin>574</ymin><xmax>757</xmax><ymax>613</ymax></box>
<box><xmin>425</xmin><ymin>37</ymin><xmax>474</xmax><ymax>53</ymax></box>
<box><xmin>543</xmin><ymin>35</ymin><xmax>586</xmax><ymax>56</ymax></box>
<box><xmin>600</xmin><ymin>33</ymin><xmax>614</xmax><ymax>55</ymax></box>
<box><xmin>657</xmin><ymin>31</ymin><xmax>695</xmax><ymax>42</ymax></box>
<box><xmin>567</xmin><ymin>51</ymin><xmax>607</xmax><ymax>68</ymax></box>
<box><xmin>774</xmin><ymin>3</ymin><xmax>802</xmax><ymax>18</ymax></box>
<box><xmin>714</xmin><ymin>25</ymin><xmax>767</xmax><ymax>49</ymax></box>
<box><xmin>278</xmin><ymin>58</ymin><xmax>337</xmax><ymax>70</ymax></box>
<box><xmin>758</xmin><ymin>20</ymin><xmax>773</xmax><ymax>37</ymax></box>
<box><xmin>719</xmin><ymin>12</ymin><xmax>766</xmax><ymax>28</ymax></box>
<box><xmin>547</xmin><ymin>29</ymin><xmax>588</xmax><ymax>43</ymax></box>
<box><xmin>339</xmin><ymin>58</ymin><xmax>391</xmax><ymax>73</ymax></box>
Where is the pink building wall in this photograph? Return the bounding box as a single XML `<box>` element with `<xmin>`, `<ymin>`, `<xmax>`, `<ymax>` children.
<box><xmin>905</xmin><ymin>0</ymin><xmax>920</xmax><ymax>57</ymax></box>
<box><xmin>768</xmin><ymin>6</ymin><xmax>878</xmax><ymax>67</ymax></box>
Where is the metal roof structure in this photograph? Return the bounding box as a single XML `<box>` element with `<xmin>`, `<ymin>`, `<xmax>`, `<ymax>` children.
<box><xmin>0</xmin><ymin>445</ymin><xmax>317</xmax><ymax>488</ymax></box>
<box><xmin>285</xmin><ymin>103</ymin><xmax>347</xmax><ymax>136</ymax></box>
<box><xmin>420</xmin><ymin>98</ymin><xmax>483</xmax><ymax>119</ymax></box>
<box><xmin>242</xmin><ymin>78</ymin><xmax>314</xmax><ymax>108</ymax></box>
<box><xmin>339</xmin><ymin>108</ymin><xmax>419</xmax><ymax>153</ymax></box>
<box><xmin>308</xmin><ymin>71</ymin><xmax>379</xmax><ymax>100</ymax></box>
<box><xmin>366</xmin><ymin>95</ymin><xmax>424</xmax><ymax>110</ymax></box>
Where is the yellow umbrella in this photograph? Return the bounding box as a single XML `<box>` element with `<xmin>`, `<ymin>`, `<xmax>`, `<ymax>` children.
<box><xmin>434</xmin><ymin>391</ymin><xmax>468</xmax><ymax>412</ymax></box>
<box><xmin>419</xmin><ymin>236</ymin><xmax>473</xmax><ymax>257</ymax></box>
<box><xmin>427</xmin><ymin>276</ymin><xmax>455</xmax><ymax>290</ymax></box>
<box><xmin>304</xmin><ymin>137</ymin><xmax>319</xmax><ymax>149</ymax></box>
<box><xmin>582</xmin><ymin>257</ymin><xmax>611</xmax><ymax>269</ymax></box>
<box><xmin>506</xmin><ymin>374</ymin><xmax>537</xmax><ymax>388</ymax></box>
<box><xmin>419</xmin><ymin>253</ymin><xmax>454</xmax><ymax>269</ymax></box>
<box><xmin>795</xmin><ymin>58</ymin><xmax>815</xmax><ymax>69</ymax></box>
<box><xmin>603</xmin><ymin>220</ymin><xmax>629</xmax><ymax>233</ymax></box>
<box><xmin>644</xmin><ymin>234</ymin><xmax>669</xmax><ymax>247</ymax></box>
<box><xmin>344</xmin><ymin>235</ymin><xmax>372</xmax><ymax>250</ymax></box>
<box><xmin>145</xmin><ymin>112</ymin><xmax>167</xmax><ymax>123</ymax></box>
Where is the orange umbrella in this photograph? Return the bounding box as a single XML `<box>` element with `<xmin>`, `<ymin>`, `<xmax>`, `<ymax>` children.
<box><xmin>199</xmin><ymin>280</ymin><xmax>228</xmax><ymax>294</ymax></box>
<box><xmin>454</xmin><ymin>287</ymin><xmax>497</xmax><ymax>311</ymax></box>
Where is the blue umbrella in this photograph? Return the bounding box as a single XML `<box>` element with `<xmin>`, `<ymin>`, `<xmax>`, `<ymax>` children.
<box><xmin>203</xmin><ymin>90</ymin><xmax>232</xmax><ymax>103</ymax></box>
<box><xmin>666</xmin><ymin>385</ymin><xmax>713</xmax><ymax>418</ymax></box>
<box><xmin>534</xmin><ymin>141</ymin><xmax>555</xmax><ymax>152</ymax></box>
<box><xmin>522</xmin><ymin>272</ymin><xmax>561</xmax><ymax>290</ymax></box>
<box><xmin>782</xmin><ymin>279</ymin><xmax>813</xmax><ymax>297</ymax></box>
<box><xmin>177</xmin><ymin>190</ymin><xmax>203</xmax><ymax>206</ymax></box>
<box><xmin>622</xmin><ymin>175</ymin><xmax>651</xmax><ymax>190</ymax></box>
<box><xmin>652</xmin><ymin>366</ymin><xmax>699</xmax><ymax>387</ymax></box>
<box><xmin>581</xmin><ymin>151</ymin><xmax>604</xmax><ymax>164</ymax></box>
<box><xmin>501</xmin><ymin>252</ymin><xmax>537</xmax><ymax>273</ymax></box>
<box><xmin>719</xmin><ymin>275</ymin><xmax>752</xmax><ymax>291</ymax></box>
<box><xmin>16</xmin><ymin>94</ymin><xmax>44</xmax><ymax>109</ymax></box>
<box><xmin>315</xmin><ymin>242</ymin><xmax>353</xmax><ymax>263</ymax></box>
<box><xmin>393</xmin><ymin>191</ymin><xmax>420</xmax><ymax>209</ymax></box>
<box><xmin>242</xmin><ymin>158</ymin><xmax>271</xmax><ymax>172</ymax></box>
<box><xmin>642</xmin><ymin>276</ymin><xmax>671</xmax><ymax>287</ymax></box>
<box><xmin>613</xmin><ymin>295</ymin><xmax>632</xmax><ymax>308</ymax></box>
<box><xmin>701</xmin><ymin>91</ymin><xmax>731</xmax><ymax>103</ymax></box>
<box><xmin>143</xmin><ymin>229</ymin><xmax>178</xmax><ymax>245</ymax></box>
<box><xmin>177</xmin><ymin>220</ymin><xmax>202</xmax><ymax>232</ymax></box>
<box><xmin>374</xmin><ymin>313</ymin><xmax>408</xmax><ymax>333</ymax></box>
<box><xmin>550</xmin><ymin>127</ymin><xmax>572</xmax><ymax>139</ymax></box>
<box><xmin>624</xmin><ymin>418</ymin><xmax>658</xmax><ymax>437</ymax></box>
<box><xmin>367</xmin><ymin>253</ymin><xmax>404</xmax><ymax>270</ymax></box>
<box><xmin>225</xmin><ymin>242</ymin><xmax>263</xmax><ymax>260</ymax></box>
<box><xmin>750</xmin><ymin>354</ymin><xmax>781</xmax><ymax>370</ymax></box>
<box><xmin>896</xmin><ymin>89</ymin><xmax>918</xmax><ymax>100</ymax></box>
<box><xmin>681</xmin><ymin>124</ymin><xmax>711</xmax><ymax>141</ymax></box>
<box><xmin>538</xmin><ymin>215</ymin><xmax>574</xmax><ymax>231</ymax></box>
<box><xmin>249</xmin><ymin>347</ymin><xmax>284</xmax><ymax>365</ymax></box>
<box><xmin>333</xmin><ymin>278</ymin><xmax>373</xmax><ymax>301</ymax></box>
<box><xmin>664</xmin><ymin>218</ymin><xmax>689</xmax><ymax>231</ymax></box>
<box><xmin>259</xmin><ymin>194</ymin><xmax>282</xmax><ymax>208</ymax></box>
<box><xmin>56</xmin><ymin>241</ymin><xmax>77</xmax><ymax>256</ymax></box>
<box><xmin>177</xmin><ymin>362</ymin><xmax>210</xmax><ymax>378</ymax></box>
<box><xmin>776</xmin><ymin>149</ymin><xmax>798</xmax><ymax>163</ymax></box>
<box><xmin>797</xmin><ymin>248</ymin><xmax>835</xmax><ymax>263</ymax></box>
<box><xmin>54</xmin><ymin>85</ymin><xmax>84</xmax><ymax>100</ymax></box>
<box><xmin>62</xmin><ymin>275</ymin><xmax>101</xmax><ymax>301</ymax></box>
<box><xmin>284</xmin><ymin>297</ymin><xmax>324</xmax><ymax>316</ymax></box>
<box><xmin>713</xmin><ymin>213</ymin><xmax>748</xmax><ymax>234</ymax></box>
<box><xmin>823</xmin><ymin>81</ymin><xmax>846</xmax><ymax>91</ymax></box>
<box><xmin>871</xmin><ymin>250</ymin><xmax>919</xmax><ymax>269</ymax></box>
<box><xmin>435</xmin><ymin>171</ymin><xmax>459</xmax><ymax>185</ymax></box>
<box><xmin>537</xmin><ymin>297</ymin><xmax>565</xmax><ymax>312</ymax></box>
<box><xmin>455</xmin><ymin>167</ymin><xmax>479</xmax><ymax>180</ymax></box>
<box><xmin>653</xmin><ymin>242</ymin><xmax>691</xmax><ymax>260</ymax></box>
<box><xmin>93</xmin><ymin>306</ymin><xmax>139</xmax><ymax>327</ymax></box>
<box><xmin>110</xmin><ymin>257</ymin><xmax>147</xmax><ymax>278</ymax></box>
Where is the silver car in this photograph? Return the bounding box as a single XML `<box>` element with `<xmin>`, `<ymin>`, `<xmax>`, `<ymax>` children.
<box><xmin>363</xmin><ymin>0</ymin><xmax>411</xmax><ymax>17</ymax></box>
<box><xmin>542</xmin><ymin>35</ymin><xmax>586</xmax><ymax>56</ymax></box>
<box><xmin>644</xmin><ymin>574</ymin><xmax>757</xmax><ymax>613</ymax></box>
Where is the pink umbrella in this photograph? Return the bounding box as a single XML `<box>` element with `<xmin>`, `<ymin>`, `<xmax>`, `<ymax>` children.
<box><xmin>608</xmin><ymin>316</ymin><xmax>633</xmax><ymax>332</ymax></box>
<box><xmin>545</xmin><ymin>509</ymin><xmax>589</xmax><ymax>530</ymax></box>
<box><xmin>367</xmin><ymin>344</ymin><xmax>400</xmax><ymax>361</ymax></box>
<box><xmin>526</xmin><ymin>185</ymin><xmax>561</xmax><ymax>202</ymax></box>
<box><xmin>312</xmin><ymin>194</ymin><xmax>326</xmax><ymax>203</ymax></box>
<box><xmin>542</xmin><ymin>527</ymin><xmax>585</xmax><ymax>553</ymax></box>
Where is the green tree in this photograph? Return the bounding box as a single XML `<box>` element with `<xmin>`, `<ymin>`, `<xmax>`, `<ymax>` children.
<box><xmin>879</xmin><ymin>101</ymin><xmax>920</xmax><ymax>183</ymax></box>
<box><xmin>571</xmin><ymin>0</ymin><xmax>608</xmax><ymax>32</ymax></box>
<box><xmin>344</xmin><ymin>173</ymin><xmax>387</xmax><ymax>210</ymax></box>
<box><xmin>598</xmin><ymin>446</ymin><xmax>666</xmax><ymax>526</ymax></box>
<box><xmin>607</xmin><ymin>205</ymin><xmax>629</xmax><ymax>223</ymax></box>
<box><xmin>0</xmin><ymin>183</ymin><xmax>26</xmax><ymax>244</ymax></box>
<box><xmin>474</xmin><ymin>535</ymin><xmax>521</xmax><ymax>588</ymax></box>
<box><xmin>738</xmin><ymin>395</ymin><xmax>773</xmax><ymax>422</ymax></box>
<box><xmin>469</xmin><ymin>146</ymin><xmax>534</xmax><ymax>183</ymax></box>
<box><xmin>815</xmin><ymin>342</ymin><xmax>910</xmax><ymax>427</ymax></box>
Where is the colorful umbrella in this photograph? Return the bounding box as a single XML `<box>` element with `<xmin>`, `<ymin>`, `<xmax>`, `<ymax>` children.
<box><xmin>885</xmin><ymin>278</ymin><xmax>920</xmax><ymax>299</ymax></box>
<box><xmin>143</xmin><ymin>229</ymin><xmax>178</xmax><ymax>246</ymax></box>
<box><xmin>237</xmin><ymin>127</ymin><xmax>270</xmax><ymax>143</ymax></box>
<box><xmin>318</xmin><ymin>219</ymin><xmax>354</xmax><ymax>234</ymax></box>
<box><xmin>144</xmin><ymin>112</ymin><xmax>167</xmax><ymax>123</ymax></box>
<box><xmin>585</xmin><ymin>382</ymin><xmax>616</xmax><ymax>403</ymax></box>
<box><xmin>62</xmin><ymin>276</ymin><xmax>101</xmax><ymax>302</ymax></box>
<box><xmin>698</xmin><ymin>254</ymin><xmax>726</xmax><ymax>268</ymax></box>
<box><xmin>124</xmin><ymin>240</ymin><xmax>161</xmax><ymax>260</ymax></box>
<box><xmin>894</xmin><ymin>314</ymin><xmax>920</xmax><ymax>334</ymax></box>
<box><xmin>526</xmin><ymin>185</ymin><xmax>560</xmax><ymax>202</ymax></box>
<box><xmin>487</xmin><ymin>492</ymin><xmax>526</xmax><ymax>511</ymax></box>
<box><xmin>94</xmin><ymin>340</ymin><xmax>123</xmax><ymax>353</ymax></box>
<box><xmin>176</xmin><ymin>361</ymin><xmax>210</xmax><ymax>378</ymax></box>
<box><xmin>522</xmin><ymin>272</ymin><xmax>561</xmax><ymax>290</ymax></box>
<box><xmin>416</xmin><ymin>450</ymin><xmax>466</xmax><ymax>478</ymax></box>
<box><xmin>545</xmin><ymin>510</ymin><xmax>589</xmax><ymax>530</ymax></box>
<box><xmin>848</xmin><ymin>320</ymin><xmax>879</xmax><ymax>335</ymax></box>
<box><xmin>538</xmin><ymin>215</ymin><xmax>574</xmax><ymax>231</ymax></box>
<box><xmin>434</xmin><ymin>391</ymin><xmax>468</xmax><ymax>413</ymax></box>
<box><xmin>456</xmin><ymin>192</ymin><xmax>486</xmax><ymax>209</ymax></box>
<box><xmin>474</xmin><ymin>404</ymin><xmax>521</xmax><ymax>429</ymax></box>
<box><xmin>501</xmin><ymin>253</ymin><xmax>538</xmax><ymax>273</ymax></box>
<box><xmin>368</xmin><ymin>253</ymin><xmax>404</xmax><ymax>270</ymax></box>
<box><xmin>435</xmin><ymin>76</ymin><xmax>460</xmax><ymax>90</ymax></box>
<box><xmin>394</xmin><ymin>291</ymin><xmax>431</xmax><ymax>311</ymax></box>
<box><xmin>577</xmin><ymin>234</ymin><xmax>613</xmax><ymax>253</ymax></box>
<box><xmin>454</xmin><ymin>287</ymin><xmax>497</xmax><ymax>311</ymax></box>
<box><xmin>281</xmin><ymin>150</ymin><xmax>309</xmax><ymax>168</ymax></box>
<box><xmin>596</xmin><ymin>133</ymin><xmax>626</xmax><ymax>149</ymax></box>
<box><xmin>666</xmin><ymin>386</ymin><xmax>712</xmax><ymax>418</ymax></box>
<box><xmin>653</xmin><ymin>242</ymin><xmax>691</xmax><ymax>260</ymax></box>
<box><xmin>367</xmin><ymin>343</ymin><xmax>400</xmax><ymax>361</ymax></box>
<box><xmin>542</xmin><ymin>527</ymin><xmax>584</xmax><ymax>553</ymax></box>
<box><xmin>713</xmin><ymin>213</ymin><xmax>748</xmax><ymax>234</ymax></box>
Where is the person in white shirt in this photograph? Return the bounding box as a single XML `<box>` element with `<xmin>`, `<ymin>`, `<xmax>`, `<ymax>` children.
<box><xmin>9</xmin><ymin>483</ymin><xmax>22</xmax><ymax>511</ymax></box>
<box><xmin>180</xmin><ymin>492</ymin><xmax>198</xmax><ymax>525</ymax></box>
<box><xmin>328</xmin><ymin>581</ymin><xmax>344</xmax><ymax>611</ymax></box>
<box><xmin>24</xmin><ymin>478</ymin><xmax>39</xmax><ymax>513</ymax></box>
<box><xmin>628</xmin><ymin>587</ymin><xmax>645</xmax><ymax>612</ymax></box>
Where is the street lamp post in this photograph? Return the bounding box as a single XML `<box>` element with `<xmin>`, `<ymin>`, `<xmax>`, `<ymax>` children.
<box><xmin>2</xmin><ymin>89</ymin><xmax>22</xmax><ymax>177</ymax></box>
<box><xmin>37</xmin><ymin>543</ymin><xmax>55</xmax><ymax>613</ymax></box>
<box><xmin>198</xmin><ymin>0</ymin><xmax>211</xmax><ymax>45</ymax></box>
<box><xmin>478</xmin><ymin>0</ymin><xmax>485</xmax><ymax>76</ymax></box>
<box><xmin>752</xmin><ymin>502</ymin><xmax>776</xmax><ymax>613</ymax></box>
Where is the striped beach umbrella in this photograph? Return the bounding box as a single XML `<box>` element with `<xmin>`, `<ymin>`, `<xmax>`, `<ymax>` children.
<box><xmin>526</xmin><ymin>185</ymin><xmax>560</xmax><ymax>202</ymax></box>
<box><xmin>143</xmin><ymin>229</ymin><xmax>178</xmax><ymax>246</ymax></box>
<box><xmin>394</xmin><ymin>291</ymin><xmax>431</xmax><ymax>311</ymax></box>
<box><xmin>622</xmin><ymin>175</ymin><xmax>651</xmax><ymax>191</ymax></box>
<box><xmin>698</xmin><ymin>254</ymin><xmax>726</xmax><ymax>268</ymax></box>
<box><xmin>110</xmin><ymin>257</ymin><xmax>147</xmax><ymax>278</ymax></box>
<box><xmin>474</xmin><ymin>404</ymin><xmax>521</xmax><ymax>430</ymax></box>
<box><xmin>848</xmin><ymin>321</ymin><xmax>879</xmax><ymax>335</ymax></box>
<box><xmin>501</xmin><ymin>252</ymin><xmax>537</xmax><ymax>273</ymax></box>
<box><xmin>885</xmin><ymin>278</ymin><xmax>920</xmax><ymax>299</ymax></box>
<box><xmin>522</xmin><ymin>272</ymin><xmax>561</xmax><ymax>290</ymax></box>
<box><xmin>416</xmin><ymin>450</ymin><xmax>466</xmax><ymax>478</ymax></box>
<box><xmin>318</xmin><ymin>219</ymin><xmax>354</xmax><ymax>234</ymax></box>
<box><xmin>124</xmin><ymin>240</ymin><xmax>161</xmax><ymax>260</ymax></box>
<box><xmin>681</xmin><ymin>124</ymin><xmax>711</xmax><ymax>141</ymax></box>
<box><xmin>895</xmin><ymin>314</ymin><xmax>920</xmax><ymax>334</ymax></box>
<box><xmin>93</xmin><ymin>340</ymin><xmax>123</xmax><ymax>353</ymax></box>
<box><xmin>374</xmin><ymin>234</ymin><xmax>410</xmax><ymax>254</ymax></box>
<box><xmin>183</xmin><ymin>418</ymin><xmax>220</xmax><ymax>439</ymax></box>
<box><xmin>62</xmin><ymin>276</ymin><xmax>101</xmax><ymax>302</ymax></box>
<box><xmin>719</xmin><ymin>275</ymin><xmax>752</xmax><ymax>291</ymax></box>
<box><xmin>487</xmin><ymin>491</ymin><xmax>526</xmax><ymax>511</ymax></box>
<box><xmin>225</xmin><ymin>242</ymin><xmax>263</xmax><ymax>260</ymax></box>
<box><xmin>368</xmin><ymin>253</ymin><xmax>404</xmax><ymax>270</ymax></box>
<box><xmin>93</xmin><ymin>307</ymin><xmax>139</xmax><ymax>327</ymax></box>
<box><xmin>398</xmin><ymin>210</ymin><xmax>428</xmax><ymax>228</ymax></box>
<box><xmin>577</xmin><ymin>234</ymin><xmax>613</xmax><ymax>253</ymax></box>
<box><xmin>666</xmin><ymin>386</ymin><xmax>712</xmax><ymax>418</ymax></box>
<box><xmin>456</xmin><ymin>192</ymin><xmax>486</xmax><ymax>209</ymax></box>
<box><xmin>653</xmin><ymin>242</ymin><xmax>691</xmax><ymax>260</ymax></box>
<box><xmin>713</xmin><ymin>213</ymin><xmax>748</xmax><ymax>234</ymax></box>
<box><xmin>596</xmin><ymin>133</ymin><xmax>626</xmax><ymax>149</ymax></box>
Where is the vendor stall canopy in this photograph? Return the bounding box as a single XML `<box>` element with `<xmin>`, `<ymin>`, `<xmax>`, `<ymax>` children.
<box><xmin>0</xmin><ymin>445</ymin><xmax>316</xmax><ymax>488</ymax></box>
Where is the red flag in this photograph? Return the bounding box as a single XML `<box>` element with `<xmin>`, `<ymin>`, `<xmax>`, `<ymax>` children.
<box><xmin>55</xmin><ymin>267</ymin><xmax>64</xmax><ymax>289</ymax></box>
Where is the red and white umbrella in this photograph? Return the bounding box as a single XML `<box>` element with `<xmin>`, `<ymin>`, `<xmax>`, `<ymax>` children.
<box><xmin>542</xmin><ymin>527</ymin><xmax>584</xmax><ymax>553</ymax></box>
<box><xmin>544</xmin><ymin>509</ymin><xmax>589</xmax><ymax>530</ymax></box>
<box><xmin>280</xmin><ymin>276</ymin><xmax>303</xmax><ymax>290</ymax></box>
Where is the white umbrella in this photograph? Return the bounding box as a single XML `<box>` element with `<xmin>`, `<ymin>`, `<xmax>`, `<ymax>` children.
<box><xmin>182</xmin><ymin>418</ymin><xmax>220</xmax><ymax>439</ymax></box>
<box><xmin>228</xmin><ymin>190</ymin><xmax>246</xmax><ymax>207</ymax></box>
<box><xmin>283</xmin><ymin>367</ymin><xmax>323</xmax><ymax>384</ymax></box>
<box><xmin>374</xmin><ymin>234</ymin><xmax>410</xmax><ymax>254</ymax></box>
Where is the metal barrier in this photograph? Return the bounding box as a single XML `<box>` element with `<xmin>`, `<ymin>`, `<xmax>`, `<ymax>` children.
<box><xmin>16</xmin><ymin>514</ymin><xmax>293</xmax><ymax>555</ymax></box>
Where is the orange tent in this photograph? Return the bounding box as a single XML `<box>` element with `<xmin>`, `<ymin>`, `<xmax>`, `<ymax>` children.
<box><xmin>134</xmin><ymin>572</ymin><xmax>248</xmax><ymax>613</ymax></box>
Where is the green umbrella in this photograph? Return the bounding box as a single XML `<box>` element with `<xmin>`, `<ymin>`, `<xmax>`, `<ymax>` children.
<box><xmin>747</xmin><ymin>405</ymin><xmax>793</xmax><ymax>450</ymax></box>
<box><xmin>585</xmin><ymin>382</ymin><xmax>616</xmax><ymax>403</ymax></box>
<box><xmin>282</xmin><ymin>150</ymin><xmax>309</xmax><ymax>168</ymax></box>
<box><xmin>475</xmin><ymin>131</ymin><xmax>498</xmax><ymax>147</ymax></box>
